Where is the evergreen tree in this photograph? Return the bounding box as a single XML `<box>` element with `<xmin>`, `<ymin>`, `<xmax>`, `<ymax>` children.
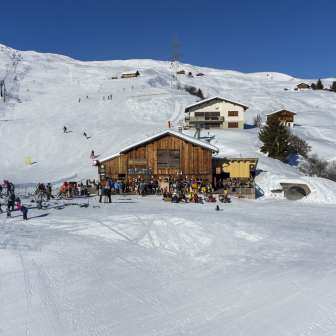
<box><xmin>258</xmin><ymin>118</ymin><xmax>291</xmax><ymax>161</ymax></box>
<box><xmin>316</xmin><ymin>79</ymin><xmax>324</xmax><ymax>90</ymax></box>
<box><xmin>311</xmin><ymin>82</ymin><xmax>317</xmax><ymax>90</ymax></box>
<box><xmin>330</xmin><ymin>81</ymin><xmax>336</xmax><ymax>92</ymax></box>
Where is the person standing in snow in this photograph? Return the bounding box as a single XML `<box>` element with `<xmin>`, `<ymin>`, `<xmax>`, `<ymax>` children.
<box><xmin>7</xmin><ymin>192</ymin><xmax>15</xmax><ymax>212</ymax></box>
<box><xmin>46</xmin><ymin>183</ymin><xmax>53</xmax><ymax>200</ymax></box>
<box><xmin>20</xmin><ymin>205</ymin><xmax>28</xmax><ymax>220</ymax></box>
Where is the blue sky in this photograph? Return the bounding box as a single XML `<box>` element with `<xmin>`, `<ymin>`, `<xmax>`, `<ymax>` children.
<box><xmin>1</xmin><ymin>0</ymin><xmax>334</xmax><ymax>78</ymax></box>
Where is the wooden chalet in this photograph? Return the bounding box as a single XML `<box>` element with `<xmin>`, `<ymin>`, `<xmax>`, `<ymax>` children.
<box><xmin>266</xmin><ymin>109</ymin><xmax>296</xmax><ymax>128</ymax></box>
<box><xmin>121</xmin><ymin>70</ymin><xmax>140</xmax><ymax>78</ymax></box>
<box><xmin>296</xmin><ymin>82</ymin><xmax>310</xmax><ymax>90</ymax></box>
<box><xmin>97</xmin><ymin>130</ymin><xmax>218</xmax><ymax>186</ymax></box>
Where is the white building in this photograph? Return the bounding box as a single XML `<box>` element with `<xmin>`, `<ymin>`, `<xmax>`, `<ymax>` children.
<box><xmin>184</xmin><ymin>96</ymin><xmax>248</xmax><ymax>129</ymax></box>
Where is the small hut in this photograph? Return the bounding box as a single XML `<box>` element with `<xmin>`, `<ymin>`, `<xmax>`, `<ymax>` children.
<box><xmin>266</xmin><ymin>109</ymin><xmax>296</xmax><ymax>128</ymax></box>
<box><xmin>121</xmin><ymin>71</ymin><xmax>140</xmax><ymax>79</ymax></box>
<box><xmin>212</xmin><ymin>157</ymin><xmax>258</xmax><ymax>199</ymax></box>
<box><xmin>296</xmin><ymin>83</ymin><xmax>310</xmax><ymax>90</ymax></box>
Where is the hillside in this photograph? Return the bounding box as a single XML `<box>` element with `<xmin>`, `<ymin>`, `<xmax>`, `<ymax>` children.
<box><xmin>2</xmin><ymin>44</ymin><xmax>336</xmax><ymax>336</ymax></box>
<box><xmin>1</xmin><ymin>43</ymin><xmax>336</xmax><ymax>202</ymax></box>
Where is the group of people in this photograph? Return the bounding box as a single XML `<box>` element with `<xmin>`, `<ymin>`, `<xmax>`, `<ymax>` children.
<box><xmin>0</xmin><ymin>175</ymin><xmax>233</xmax><ymax>221</ymax></box>
<box><xmin>58</xmin><ymin>181</ymin><xmax>90</xmax><ymax>199</ymax></box>
<box><xmin>0</xmin><ymin>180</ymin><xmax>28</xmax><ymax>220</ymax></box>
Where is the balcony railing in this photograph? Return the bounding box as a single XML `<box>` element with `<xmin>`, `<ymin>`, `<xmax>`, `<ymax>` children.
<box><xmin>185</xmin><ymin>116</ymin><xmax>224</xmax><ymax>123</ymax></box>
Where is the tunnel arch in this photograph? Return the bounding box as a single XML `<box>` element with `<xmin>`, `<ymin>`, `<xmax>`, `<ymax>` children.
<box><xmin>280</xmin><ymin>183</ymin><xmax>311</xmax><ymax>201</ymax></box>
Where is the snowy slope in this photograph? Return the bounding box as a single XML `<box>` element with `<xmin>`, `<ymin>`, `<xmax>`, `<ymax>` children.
<box><xmin>1</xmin><ymin>43</ymin><xmax>336</xmax><ymax>201</ymax></box>
<box><xmin>2</xmin><ymin>197</ymin><xmax>336</xmax><ymax>336</ymax></box>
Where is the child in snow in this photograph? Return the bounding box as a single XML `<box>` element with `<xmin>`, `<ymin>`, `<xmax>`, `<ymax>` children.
<box><xmin>20</xmin><ymin>205</ymin><xmax>28</xmax><ymax>220</ymax></box>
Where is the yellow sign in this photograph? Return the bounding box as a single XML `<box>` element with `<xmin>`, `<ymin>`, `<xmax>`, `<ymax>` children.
<box><xmin>24</xmin><ymin>156</ymin><xmax>33</xmax><ymax>165</ymax></box>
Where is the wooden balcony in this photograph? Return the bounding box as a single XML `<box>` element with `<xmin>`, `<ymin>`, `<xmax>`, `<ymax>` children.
<box><xmin>185</xmin><ymin>116</ymin><xmax>224</xmax><ymax>123</ymax></box>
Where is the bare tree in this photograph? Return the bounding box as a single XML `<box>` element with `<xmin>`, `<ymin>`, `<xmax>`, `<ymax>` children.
<box><xmin>253</xmin><ymin>114</ymin><xmax>262</xmax><ymax>128</ymax></box>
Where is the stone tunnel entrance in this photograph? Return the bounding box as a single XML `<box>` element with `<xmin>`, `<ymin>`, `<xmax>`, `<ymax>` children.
<box><xmin>280</xmin><ymin>183</ymin><xmax>311</xmax><ymax>200</ymax></box>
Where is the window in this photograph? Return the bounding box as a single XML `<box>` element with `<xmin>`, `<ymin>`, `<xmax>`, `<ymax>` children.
<box><xmin>195</xmin><ymin>112</ymin><xmax>205</xmax><ymax>117</ymax></box>
<box><xmin>206</xmin><ymin>123</ymin><xmax>221</xmax><ymax>128</ymax></box>
<box><xmin>228</xmin><ymin>111</ymin><xmax>239</xmax><ymax>117</ymax></box>
<box><xmin>157</xmin><ymin>150</ymin><xmax>180</xmax><ymax>168</ymax></box>
<box><xmin>228</xmin><ymin>122</ymin><xmax>239</xmax><ymax>128</ymax></box>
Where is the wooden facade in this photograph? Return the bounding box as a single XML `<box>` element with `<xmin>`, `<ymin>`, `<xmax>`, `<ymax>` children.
<box><xmin>121</xmin><ymin>71</ymin><xmax>140</xmax><ymax>78</ymax></box>
<box><xmin>296</xmin><ymin>82</ymin><xmax>310</xmax><ymax>90</ymax></box>
<box><xmin>266</xmin><ymin>109</ymin><xmax>296</xmax><ymax>128</ymax></box>
<box><xmin>98</xmin><ymin>131</ymin><xmax>217</xmax><ymax>183</ymax></box>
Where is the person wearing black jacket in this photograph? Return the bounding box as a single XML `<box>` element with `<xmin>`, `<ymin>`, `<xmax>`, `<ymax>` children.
<box><xmin>7</xmin><ymin>192</ymin><xmax>15</xmax><ymax>211</ymax></box>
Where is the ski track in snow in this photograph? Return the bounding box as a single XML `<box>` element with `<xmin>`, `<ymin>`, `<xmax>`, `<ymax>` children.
<box><xmin>1</xmin><ymin>197</ymin><xmax>336</xmax><ymax>335</ymax></box>
<box><xmin>1</xmin><ymin>44</ymin><xmax>336</xmax><ymax>335</ymax></box>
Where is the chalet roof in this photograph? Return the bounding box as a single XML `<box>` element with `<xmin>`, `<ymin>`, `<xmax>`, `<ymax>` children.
<box><xmin>266</xmin><ymin>109</ymin><xmax>297</xmax><ymax>117</ymax></box>
<box><xmin>297</xmin><ymin>82</ymin><xmax>310</xmax><ymax>87</ymax></box>
<box><xmin>214</xmin><ymin>156</ymin><xmax>258</xmax><ymax>163</ymax></box>
<box><xmin>99</xmin><ymin>152</ymin><xmax>120</xmax><ymax>163</ymax></box>
<box><xmin>121</xmin><ymin>71</ymin><xmax>139</xmax><ymax>76</ymax></box>
<box><xmin>99</xmin><ymin>129</ymin><xmax>219</xmax><ymax>162</ymax></box>
<box><xmin>185</xmin><ymin>96</ymin><xmax>249</xmax><ymax>112</ymax></box>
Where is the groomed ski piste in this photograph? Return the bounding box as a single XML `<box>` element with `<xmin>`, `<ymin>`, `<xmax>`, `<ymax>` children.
<box><xmin>1</xmin><ymin>44</ymin><xmax>336</xmax><ymax>335</ymax></box>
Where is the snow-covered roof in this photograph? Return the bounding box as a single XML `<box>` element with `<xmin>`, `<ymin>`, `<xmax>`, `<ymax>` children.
<box><xmin>214</xmin><ymin>156</ymin><xmax>258</xmax><ymax>162</ymax></box>
<box><xmin>99</xmin><ymin>152</ymin><xmax>121</xmax><ymax>163</ymax></box>
<box><xmin>266</xmin><ymin>109</ymin><xmax>297</xmax><ymax>116</ymax></box>
<box><xmin>100</xmin><ymin>129</ymin><xmax>218</xmax><ymax>162</ymax></box>
<box><xmin>121</xmin><ymin>71</ymin><xmax>139</xmax><ymax>76</ymax></box>
<box><xmin>185</xmin><ymin>96</ymin><xmax>248</xmax><ymax>112</ymax></box>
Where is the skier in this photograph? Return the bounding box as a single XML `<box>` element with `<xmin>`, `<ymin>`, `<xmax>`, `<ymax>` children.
<box><xmin>63</xmin><ymin>126</ymin><xmax>67</xmax><ymax>133</ymax></box>
<box><xmin>83</xmin><ymin>132</ymin><xmax>90</xmax><ymax>139</ymax></box>
<box><xmin>90</xmin><ymin>150</ymin><xmax>95</xmax><ymax>159</ymax></box>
